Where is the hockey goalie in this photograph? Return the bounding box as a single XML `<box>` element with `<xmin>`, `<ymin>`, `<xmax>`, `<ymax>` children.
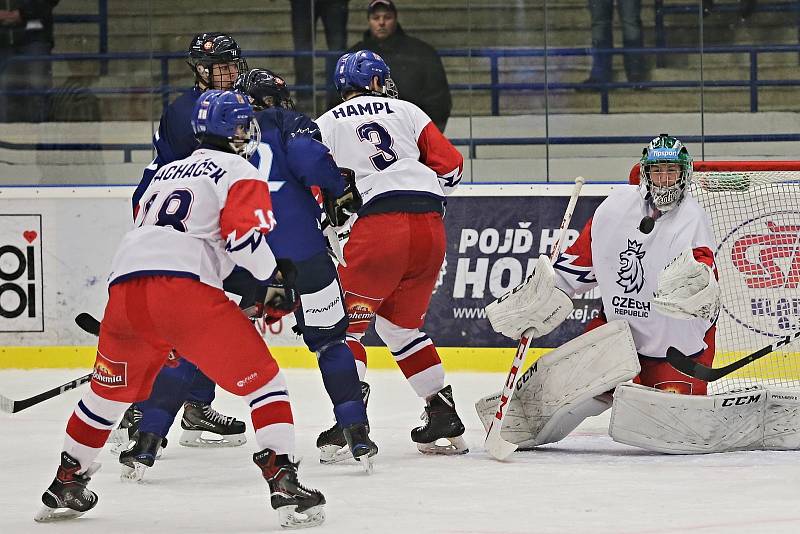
<box><xmin>477</xmin><ymin>134</ymin><xmax>800</xmax><ymax>455</ymax></box>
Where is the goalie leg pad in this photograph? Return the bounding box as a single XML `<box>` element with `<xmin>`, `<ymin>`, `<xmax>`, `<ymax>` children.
<box><xmin>609</xmin><ymin>384</ymin><xmax>800</xmax><ymax>453</ymax></box>
<box><xmin>476</xmin><ymin>320</ymin><xmax>640</xmax><ymax>447</ymax></box>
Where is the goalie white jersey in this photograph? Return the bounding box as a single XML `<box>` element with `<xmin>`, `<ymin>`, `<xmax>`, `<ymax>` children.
<box><xmin>315</xmin><ymin>96</ymin><xmax>463</xmax><ymax>208</ymax></box>
<box><xmin>554</xmin><ymin>185</ymin><xmax>717</xmax><ymax>358</ymax></box>
<box><xmin>109</xmin><ymin>148</ymin><xmax>278</xmax><ymax>289</ymax></box>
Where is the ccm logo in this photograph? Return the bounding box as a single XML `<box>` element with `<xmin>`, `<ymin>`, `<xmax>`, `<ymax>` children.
<box><xmin>515</xmin><ymin>362</ymin><xmax>538</xmax><ymax>391</ymax></box>
<box><xmin>721</xmin><ymin>394</ymin><xmax>761</xmax><ymax>407</ymax></box>
<box><xmin>236</xmin><ymin>372</ymin><xmax>258</xmax><ymax>388</ymax></box>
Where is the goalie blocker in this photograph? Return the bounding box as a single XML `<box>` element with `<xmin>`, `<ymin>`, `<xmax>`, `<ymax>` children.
<box><xmin>476</xmin><ymin>321</ymin><xmax>640</xmax><ymax>448</ymax></box>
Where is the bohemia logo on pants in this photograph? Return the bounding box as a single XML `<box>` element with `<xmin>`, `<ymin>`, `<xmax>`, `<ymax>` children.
<box><xmin>344</xmin><ymin>291</ymin><xmax>383</xmax><ymax>328</ymax></box>
<box><xmin>93</xmin><ymin>352</ymin><xmax>128</xmax><ymax>388</ymax></box>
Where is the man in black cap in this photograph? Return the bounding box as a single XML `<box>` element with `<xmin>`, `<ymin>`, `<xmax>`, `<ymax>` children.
<box><xmin>348</xmin><ymin>0</ymin><xmax>452</xmax><ymax>132</ymax></box>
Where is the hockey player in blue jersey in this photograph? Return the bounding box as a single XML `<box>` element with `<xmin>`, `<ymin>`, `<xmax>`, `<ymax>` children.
<box><xmin>117</xmin><ymin>68</ymin><xmax>376</xmax><ymax>476</ymax></box>
<box><xmin>114</xmin><ymin>33</ymin><xmax>252</xmax><ymax>462</ymax></box>
<box><xmin>235</xmin><ymin>68</ymin><xmax>377</xmax><ymax>469</ymax></box>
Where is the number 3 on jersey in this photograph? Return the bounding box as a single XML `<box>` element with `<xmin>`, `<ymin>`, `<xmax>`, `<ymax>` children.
<box><xmin>357</xmin><ymin>121</ymin><xmax>397</xmax><ymax>171</ymax></box>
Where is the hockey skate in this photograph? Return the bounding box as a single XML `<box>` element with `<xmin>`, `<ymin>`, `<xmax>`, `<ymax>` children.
<box><xmin>343</xmin><ymin>423</ymin><xmax>379</xmax><ymax>474</ymax></box>
<box><xmin>411</xmin><ymin>385</ymin><xmax>469</xmax><ymax>455</ymax></box>
<box><xmin>179</xmin><ymin>400</ymin><xmax>247</xmax><ymax>447</ymax></box>
<box><xmin>119</xmin><ymin>431</ymin><xmax>164</xmax><ymax>482</ymax></box>
<box><xmin>109</xmin><ymin>404</ymin><xmax>168</xmax><ymax>458</ymax></box>
<box><xmin>253</xmin><ymin>448</ymin><xmax>326</xmax><ymax>529</ymax></box>
<box><xmin>316</xmin><ymin>382</ymin><xmax>371</xmax><ymax>464</ymax></box>
<box><xmin>34</xmin><ymin>452</ymin><xmax>99</xmax><ymax>522</ymax></box>
<box><xmin>108</xmin><ymin>403</ymin><xmax>141</xmax><ymax>454</ymax></box>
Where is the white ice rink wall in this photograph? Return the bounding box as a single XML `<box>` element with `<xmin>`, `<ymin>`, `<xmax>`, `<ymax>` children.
<box><xmin>1</xmin><ymin>182</ymin><xmax>797</xmax><ymax>383</ymax></box>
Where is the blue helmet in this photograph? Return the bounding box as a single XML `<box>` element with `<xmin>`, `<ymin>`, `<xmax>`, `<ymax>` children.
<box><xmin>191</xmin><ymin>89</ymin><xmax>260</xmax><ymax>158</ymax></box>
<box><xmin>333</xmin><ymin>50</ymin><xmax>398</xmax><ymax>99</ymax></box>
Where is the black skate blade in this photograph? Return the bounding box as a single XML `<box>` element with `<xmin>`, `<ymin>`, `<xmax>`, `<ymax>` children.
<box><xmin>277</xmin><ymin>504</ymin><xmax>326</xmax><ymax>529</ymax></box>
<box><xmin>33</xmin><ymin>505</ymin><xmax>87</xmax><ymax>523</ymax></box>
<box><xmin>179</xmin><ymin>429</ymin><xmax>246</xmax><ymax>448</ymax></box>
<box><xmin>318</xmin><ymin>444</ymin><xmax>350</xmax><ymax>465</ymax></box>
<box><xmin>416</xmin><ymin>435</ymin><xmax>469</xmax><ymax>456</ymax></box>
<box><xmin>356</xmin><ymin>454</ymin><xmax>374</xmax><ymax>474</ymax></box>
<box><xmin>120</xmin><ymin>462</ymin><xmax>148</xmax><ymax>483</ymax></box>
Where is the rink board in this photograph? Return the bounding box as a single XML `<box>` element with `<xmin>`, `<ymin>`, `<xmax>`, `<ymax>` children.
<box><xmin>1</xmin><ymin>184</ymin><xmax>799</xmax><ymax>380</ymax></box>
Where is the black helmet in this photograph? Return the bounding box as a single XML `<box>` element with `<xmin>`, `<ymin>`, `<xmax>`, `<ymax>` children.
<box><xmin>233</xmin><ymin>68</ymin><xmax>295</xmax><ymax>111</ymax></box>
<box><xmin>187</xmin><ymin>32</ymin><xmax>248</xmax><ymax>90</ymax></box>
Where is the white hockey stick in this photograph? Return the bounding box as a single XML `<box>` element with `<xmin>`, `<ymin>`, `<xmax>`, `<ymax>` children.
<box><xmin>485</xmin><ymin>176</ymin><xmax>585</xmax><ymax>460</ymax></box>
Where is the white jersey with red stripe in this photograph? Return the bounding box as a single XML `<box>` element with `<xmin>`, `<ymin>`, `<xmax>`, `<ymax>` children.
<box><xmin>109</xmin><ymin>148</ymin><xmax>278</xmax><ymax>289</ymax></box>
<box><xmin>554</xmin><ymin>185</ymin><xmax>717</xmax><ymax>358</ymax></box>
<box><xmin>315</xmin><ymin>95</ymin><xmax>463</xmax><ymax>207</ymax></box>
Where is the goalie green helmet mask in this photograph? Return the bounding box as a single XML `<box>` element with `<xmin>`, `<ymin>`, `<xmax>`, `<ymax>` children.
<box><xmin>639</xmin><ymin>133</ymin><xmax>693</xmax><ymax>212</ymax></box>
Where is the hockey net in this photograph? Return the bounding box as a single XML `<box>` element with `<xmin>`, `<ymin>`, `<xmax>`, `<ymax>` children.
<box><xmin>632</xmin><ymin>161</ymin><xmax>800</xmax><ymax>394</ymax></box>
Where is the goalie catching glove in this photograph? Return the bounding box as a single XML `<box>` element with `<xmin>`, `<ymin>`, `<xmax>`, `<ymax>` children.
<box><xmin>245</xmin><ymin>259</ymin><xmax>301</xmax><ymax>324</ymax></box>
<box><xmin>322</xmin><ymin>167</ymin><xmax>362</xmax><ymax>227</ymax></box>
<box><xmin>652</xmin><ymin>248</ymin><xmax>720</xmax><ymax>322</ymax></box>
<box><xmin>485</xmin><ymin>254</ymin><xmax>573</xmax><ymax>340</ymax></box>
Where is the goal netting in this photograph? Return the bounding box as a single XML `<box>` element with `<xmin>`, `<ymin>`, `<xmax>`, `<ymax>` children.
<box><xmin>689</xmin><ymin>162</ymin><xmax>800</xmax><ymax>393</ymax></box>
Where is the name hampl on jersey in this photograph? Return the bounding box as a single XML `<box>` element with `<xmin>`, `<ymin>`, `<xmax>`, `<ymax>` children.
<box><xmin>330</xmin><ymin>100</ymin><xmax>396</xmax><ymax>119</ymax></box>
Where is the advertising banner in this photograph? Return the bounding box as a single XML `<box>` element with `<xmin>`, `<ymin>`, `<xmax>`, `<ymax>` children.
<box><xmin>362</xmin><ymin>193</ymin><xmax>605</xmax><ymax>348</ymax></box>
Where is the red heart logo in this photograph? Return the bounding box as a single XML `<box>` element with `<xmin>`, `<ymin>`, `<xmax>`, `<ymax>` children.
<box><xmin>23</xmin><ymin>230</ymin><xmax>37</xmax><ymax>243</ymax></box>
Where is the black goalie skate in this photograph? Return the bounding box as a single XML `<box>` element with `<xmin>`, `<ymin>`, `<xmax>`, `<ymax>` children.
<box><xmin>411</xmin><ymin>385</ymin><xmax>469</xmax><ymax>455</ymax></box>
<box><xmin>253</xmin><ymin>448</ymin><xmax>326</xmax><ymax>529</ymax></box>
<box><xmin>119</xmin><ymin>431</ymin><xmax>164</xmax><ymax>482</ymax></box>
<box><xmin>316</xmin><ymin>381</ymin><xmax>371</xmax><ymax>464</ymax></box>
<box><xmin>343</xmin><ymin>423</ymin><xmax>378</xmax><ymax>474</ymax></box>
<box><xmin>34</xmin><ymin>452</ymin><xmax>99</xmax><ymax>522</ymax></box>
<box><xmin>179</xmin><ymin>400</ymin><xmax>247</xmax><ymax>447</ymax></box>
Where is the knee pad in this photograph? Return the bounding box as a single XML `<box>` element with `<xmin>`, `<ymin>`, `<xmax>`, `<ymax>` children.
<box><xmin>374</xmin><ymin>315</ymin><xmax>431</xmax><ymax>356</ymax></box>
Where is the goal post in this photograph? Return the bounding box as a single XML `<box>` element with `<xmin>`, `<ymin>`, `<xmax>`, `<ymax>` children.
<box><xmin>631</xmin><ymin>160</ymin><xmax>800</xmax><ymax>393</ymax></box>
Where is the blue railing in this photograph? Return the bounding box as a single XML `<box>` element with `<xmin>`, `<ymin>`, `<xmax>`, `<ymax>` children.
<box><xmin>4</xmin><ymin>44</ymin><xmax>800</xmax><ymax>115</ymax></box>
<box><xmin>4</xmin><ymin>133</ymin><xmax>800</xmax><ymax>164</ymax></box>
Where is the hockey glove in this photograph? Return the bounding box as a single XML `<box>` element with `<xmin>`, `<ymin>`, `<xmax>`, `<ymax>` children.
<box><xmin>260</xmin><ymin>258</ymin><xmax>301</xmax><ymax>325</ymax></box>
<box><xmin>323</xmin><ymin>167</ymin><xmax>362</xmax><ymax>227</ymax></box>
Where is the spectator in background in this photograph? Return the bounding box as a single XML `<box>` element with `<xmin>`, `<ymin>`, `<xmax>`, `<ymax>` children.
<box><xmin>0</xmin><ymin>0</ymin><xmax>59</xmax><ymax>122</ymax></box>
<box><xmin>289</xmin><ymin>0</ymin><xmax>350</xmax><ymax>113</ymax></box>
<box><xmin>583</xmin><ymin>0</ymin><xmax>647</xmax><ymax>88</ymax></box>
<box><xmin>349</xmin><ymin>0</ymin><xmax>451</xmax><ymax>132</ymax></box>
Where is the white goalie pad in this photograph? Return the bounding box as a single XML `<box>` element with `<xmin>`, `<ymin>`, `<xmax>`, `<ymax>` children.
<box><xmin>485</xmin><ymin>254</ymin><xmax>574</xmax><ymax>340</ymax></box>
<box><xmin>476</xmin><ymin>320</ymin><xmax>640</xmax><ymax>448</ymax></box>
<box><xmin>609</xmin><ymin>384</ymin><xmax>800</xmax><ymax>454</ymax></box>
<box><xmin>652</xmin><ymin>248</ymin><xmax>720</xmax><ymax>322</ymax></box>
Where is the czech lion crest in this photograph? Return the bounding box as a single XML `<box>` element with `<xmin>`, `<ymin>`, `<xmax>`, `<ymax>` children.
<box><xmin>617</xmin><ymin>240</ymin><xmax>646</xmax><ymax>294</ymax></box>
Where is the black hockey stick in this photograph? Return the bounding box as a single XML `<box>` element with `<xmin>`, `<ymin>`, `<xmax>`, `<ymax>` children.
<box><xmin>666</xmin><ymin>330</ymin><xmax>800</xmax><ymax>382</ymax></box>
<box><xmin>75</xmin><ymin>312</ymin><xmax>101</xmax><ymax>337</ymax></box>
<box><xmin>0</xmin><ymin>314</ymin><xmax>100</xmax><ymax>414</ymax></box>
<box><xmin>0</xmin><ymin>373</ymin><xmax>92</xmax><ymax>414</ymax></box>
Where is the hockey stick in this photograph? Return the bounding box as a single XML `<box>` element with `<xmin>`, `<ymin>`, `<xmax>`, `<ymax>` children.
<box><xmin>75</xmin><ymin>312</ymin><xmax>101</xmax><ymax>336</ymax></box>
<box><xmin>0</xmin><ymin>313</ymin><xmax>100</xmax><ymax>414</ymax></box>
<box><xmin>485</xmin><ymin>176</ymin><xmax>585</xmax><ymax>461</ymax></box>
<box><xmin>666</xmin><ymin>330</ymin><xmax>800</xmax><ymax>382</ymax></box>
<box><xmin>0</xmin><ymin>373</ymin><xmax>92</xmax><ymax>414</ymax></box>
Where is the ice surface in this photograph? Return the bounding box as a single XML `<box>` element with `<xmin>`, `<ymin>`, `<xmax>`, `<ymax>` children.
<box><xmin>3</xmin><ymin>369</ymin><xmax>800</xmax><ymax>533</ymax></box>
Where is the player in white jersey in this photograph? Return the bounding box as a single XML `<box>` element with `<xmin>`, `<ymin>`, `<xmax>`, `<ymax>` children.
<box><xmin>477</xmin><ymin>134</ymin><xmax>731</xmax><ymax>452</ymax></box>
<box><xmin>34</xmin><ymin>91</ymin><xmax>326</xmax><ymax>529</ymax></box>
<box><xmin>315</xmin><ymin>50</ymin><xmax>469</xmax><ymax>456</ymax></box>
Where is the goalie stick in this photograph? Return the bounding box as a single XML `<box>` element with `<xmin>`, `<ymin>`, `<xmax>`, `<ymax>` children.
<box><xmin>666</xmin><ymin>330</ymin><xmax>800</xmax><ymax>382</ymax></box>
<box><xmin>484</xmin><ymin>176</ymin><xmax>585</xmax><ymax>461</ymax></box>
<box><xmin>0</xmin><ymin>314</ymin><xmax>100</xmax><ymax>414</ymax></box>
